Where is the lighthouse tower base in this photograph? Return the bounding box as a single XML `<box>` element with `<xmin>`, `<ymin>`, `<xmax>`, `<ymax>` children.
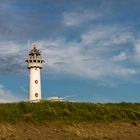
<box><xmin>29</xmin><ymin>67</ymin><xmax>41</xmax><ymax>102</ymax></box>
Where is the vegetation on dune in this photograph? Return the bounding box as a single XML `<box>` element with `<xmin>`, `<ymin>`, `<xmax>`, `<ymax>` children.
<box><xmin>0</xmin><ymin>101</ymin><xmax>140</xmax><ymax>123</ymax></box>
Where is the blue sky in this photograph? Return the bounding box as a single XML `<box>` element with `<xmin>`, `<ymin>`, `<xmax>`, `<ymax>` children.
<box><xmin>0</xmin><ymin>0</ymin><xmax>140</xmax><ymax>102</ymax></box>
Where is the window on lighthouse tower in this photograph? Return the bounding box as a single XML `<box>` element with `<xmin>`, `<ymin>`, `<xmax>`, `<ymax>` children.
<box><xmin>35</xmin><ymin>93</ymin><xmax>38</xmax><ymax>97</ymax></box>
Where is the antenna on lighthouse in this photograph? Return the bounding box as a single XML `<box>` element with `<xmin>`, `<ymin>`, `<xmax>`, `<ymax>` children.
<box><xmin>28</xmin><ymin>40</ymin><xmax>30</xmax><ymax>53</ymax></box>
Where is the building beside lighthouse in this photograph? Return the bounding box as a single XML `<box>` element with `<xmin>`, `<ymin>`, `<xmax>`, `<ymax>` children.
<box><xmin>25</xmin><ymin>44</ymin><xmax>44</xmax><ymax>102</ymax></box>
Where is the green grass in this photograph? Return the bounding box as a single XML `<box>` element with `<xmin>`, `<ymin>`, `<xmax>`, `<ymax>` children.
<box><xmin>0</xmin><ymin>101</ymin><xmax>140</xmax><ymax>123</ymax></box>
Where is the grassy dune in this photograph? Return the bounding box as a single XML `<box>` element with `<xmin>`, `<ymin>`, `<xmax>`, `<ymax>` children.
<box><xmin>0</xmin><ymin>101</ymin><xmax>140</xmax><ymax>123</ymax></box>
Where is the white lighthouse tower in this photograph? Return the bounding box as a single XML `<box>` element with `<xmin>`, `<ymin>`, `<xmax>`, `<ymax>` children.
<box><xmin>25</xmin><ymin>44</ymin><xmax>44</xmax><ymax>102</ymax></box>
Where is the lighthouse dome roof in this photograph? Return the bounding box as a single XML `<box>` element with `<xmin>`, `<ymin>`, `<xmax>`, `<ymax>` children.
<box><xmin>29</xmin><ymin>44</ymin><xmax>41</xmax><ymax>56</ymax></box>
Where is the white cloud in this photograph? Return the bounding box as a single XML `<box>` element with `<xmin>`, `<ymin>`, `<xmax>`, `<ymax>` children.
<box><xmin>81</xmin><ymin>29</ymin><xmax>107</xmax><ymax>45</ymax></box>
<box><xmin>113</xmin><ymin>52</ymin><xmax>128</xmax><ymax>62</ymax></box>
<box><xmin>0</xmin><ymin>24</ymin><xmax>137</xmax><ymax>83</ymax></box>
<box><xmin>0</xmin><ymin>41</ymin><xmax>26</xmax><ymax>73</ymax></box>
<box><xmin>81</xmin><ymin>26</ymin><xmax>134</xmax><ymax>46</ymax></box>
<box><xmin>0</xmin><ymin>42</ymin><xmax>20</xmax><ymax>54</ymax></box>
<box><xmin>32</xmin><ymin>25</ymin><xmax>138</xmax><ymax>81</ymax></box>
<box><xmin>38</xmin><ymin>36</ymin><xmax>137</xmax><ymax>80</ymax></box>
<box><xmin>63</xmin><ymin>10</ymin><xmax>100</xmax><ymax>26</ymax></box>
<box><xmin>0</xmin><ymin>84</ymin><xmax>21</xmax><ymax>103</ymax></box>
<box><xmin>134</xmin><ymin>40</ymin><xmax>140</xmax><ymax>62</ymax></box>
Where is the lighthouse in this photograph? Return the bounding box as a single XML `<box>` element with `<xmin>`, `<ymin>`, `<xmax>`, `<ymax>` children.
<box><xmin>25</xmin><ymin>44</ymin><xmax>44</xmax><ymax>102</ymax></box>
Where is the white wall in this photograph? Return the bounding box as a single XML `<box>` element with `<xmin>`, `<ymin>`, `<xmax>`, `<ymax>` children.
<box><xmin>29</xmin><ymin>67</ymin><xmax>41</xmax><ymax>102</ymax></box>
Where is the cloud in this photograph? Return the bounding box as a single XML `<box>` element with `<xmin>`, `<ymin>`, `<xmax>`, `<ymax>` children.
<box><xmin>33</xmin><ymin>24</ymin><xmax>138</xmax><ymax>81</ymax></box>
<box><xmin>113</xmin><ymin>52</ymin><xmax>128</xmax><ymax>62</ymax></box>
<box><xmin>0</xmin><ymin>21</ymin><xmax>137</xmax><ymax>84</ymax></box>
<box><xmin>0</xmin><ymin>41</ymin><xmax>26</xmax><ymax>73</ymax></box>
<box><xmin>81</xmin><ymin>25</ymin><xmax>134</xmax><ymax>46</ymax></box>
<box><xmin>0</xmin><ymin>84</ymin><xmax>21</xmax><ymax>103</ymax></box>
<box><xmin>133</xmin><ymin>40</ymin><xmax>140</xmax><ymax>62</ymax></box>
<box><xmin>0</xmin><ymin>1</ymin><xmax>66</xmax><ymax>42</ymax></box>
<box><xmin>0</xmin><ymin>6</ymin><xmax>139</xmax><ymax>83</ymax></box>
<box><xmin>38</xmin><ymin>35</ymin><xmax>138</xmax><ymax>80</ymax></box>
<box><xmin>0</xmin><ymin>22</ymin><xmax>137</xmax><ymax>83</ymax></box>
<box><xmin>63</xmin><ymin>10</ymin><xmax>100</xmax><ymax>26</ymax></box>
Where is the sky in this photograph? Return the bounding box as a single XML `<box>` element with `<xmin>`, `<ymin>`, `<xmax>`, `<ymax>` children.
<box><xmin>0</xmin><ymin>0</ymin><xmax>140</xmax><ymax>102</ymax></box>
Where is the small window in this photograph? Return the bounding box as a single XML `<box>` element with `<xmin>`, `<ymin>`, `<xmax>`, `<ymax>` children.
<box><xmin>38</xmin><ymin>60</ymin><xmax>40</xmax><ymax>63</ymax></box>
<box><xmin>35</xmin><ymin>93</ymin><xmax>38</xmax><ymax>97</ymax></box>
<box><xmin>33</xmin><ymin>60</ymin><xmax>36</xmax><ymax>62</ymax></box>
<box><xmin>35</xmin><ymin>80</ymin><xmax>38</xmax><ymax>84</ymax></box>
